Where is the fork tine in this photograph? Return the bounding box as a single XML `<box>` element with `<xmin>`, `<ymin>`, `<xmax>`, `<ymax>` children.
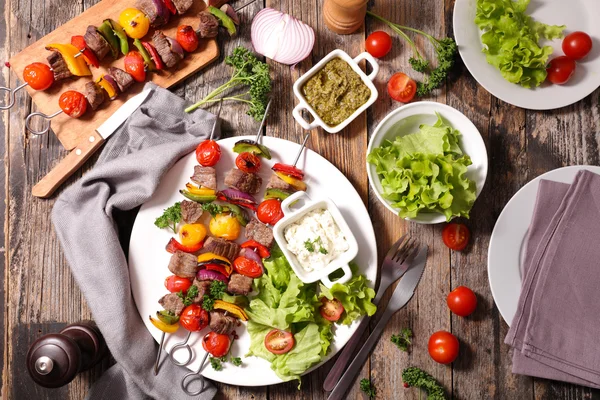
<box><xmin>399</xmin><ymin>243</ymin><xmax>421</xmax><ymax>266</ymax></box>
<box><xmin>383</xmin><ymin>234</ymin><xmax>408</xmax><ymax>263</ymax></box>
<box><xmin>393</xmin><ymin>237</ymin><xmax>417</xmax><ymax>263</ymax></box>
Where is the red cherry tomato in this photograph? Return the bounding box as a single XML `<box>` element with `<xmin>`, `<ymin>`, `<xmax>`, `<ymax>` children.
<box><xmin>428</xmin><ymin>331</ymin><xmax>459</xmax><ymax>364</ymax></box>
<box><xmin>546</xmin><ymin>56</ymin><xmax>576</xmax><ymax>85</ymax></box>
<box><xmin>71</xmin><ymin>35</ymin><xmax>100</xmax><ymax>68</ymax></box>
<box><xmin>58</xmin><ymin>90</ymin><xmax>87</xmax><ymax>118</ymax></box>
<box><xmin>22</xmin><ymin>62</ymin><xmax>54</xmax><ymax>91</ymax></box>
<box><xmin>257</xmin><ymin>199</ymin><xmax>284</xmax><ymax>225</ymax></box>
<box><xmin>235</xmin><ymin>152</ymin><xmax>262</xmax><ymax>173</ymax></box>
<box><xmin>179</xmin><ymin>304</ymin><xmax>209</xmax><ymax>332</ymax></box>
<box><xmin>177</xmin><ymin>25</ymin><xmax>200</xmax><ymax>53</ymax></box>
<box><xmin>387</xmin><ymin>72</ymin><xmax>417</xmax><ymax>103</ymax></box>
<box><xmin>233</xmin><ymin>256</ymin><xmax>263</xmax><ymax>278</ymax></box>
<box><xmin>442</xmin><ymin>223</ymin><xmax>470</xmax><ymax>251</ymax></box>
<box><xmin>202</xmin><ymin>331</ymin><xmax>232</xmax><ymax>357</ymax></box>
<box><xmin>265</xmin><ymin>329</ymin><xmax>294</xmax><ymax>354</ymax></box>
<box><xmin>447</xmin><ymin>286</ymin><xmax>477</xmax><ymax>317</ymax></box>
<box><xmin>319</xmin><ymin>297</ymin><xmax>345</xmax><ymax>322</ymax></box>
<box><xmin>272</xmin><ymin>163</ymin><xmax>304</xmax><ymax>180</ymax></box>
<box><xmin>562</xmin><ymin>31</ymin><xmax>593</xmax><ymax>60</ymax></box>
<box><xmin>164</xmin><ymin>275</ymin><xmax>193</xmax><ymax>293</ymax></box>
<box><xmin>365</xmin><ymin>31</ymin><xmax>393</xmax><ymax>58</ymax></box>
<box><xmin>124</xmin><ymin>51</ymin><xmax>147</xmax><ymax>82</ymax></box>
<box><xmin>196</xmin><ymin>140</ymin><xmax>221</xmax><ymax>167</ymax></box>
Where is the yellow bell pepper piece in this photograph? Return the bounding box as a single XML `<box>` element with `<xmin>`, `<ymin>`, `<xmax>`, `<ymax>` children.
<box><xmin>185</xmin><ymin>183</ymin><xmax>216</xmax><ymax>196</ymax></box>
<box><xmin>96</xmin><ymin>75</ymin><xmax>118</xmax><ymax>100</ymax></box>
<box><xmin>149</xmin><ymin>315</ymin><xmax>179</xmax><ymax>333</ymax></box>
<box><xmin>197</xmin><ymin>252</ymin><xmax>231</xmax><ymax>266</ymax></box>
<box><xmin>213</xmin><ymin>300</ymin><xmax>249</xmax><ymax>321</ymax></box>
<box><xmin>275</xmin><ymin>172</ymin><xmax>307</xmax><ymax>191</ymax></box>
<box><xmin>45</xmin><ymin>43</ymin><xmax>91</xmax><ymax>76</ymax></box>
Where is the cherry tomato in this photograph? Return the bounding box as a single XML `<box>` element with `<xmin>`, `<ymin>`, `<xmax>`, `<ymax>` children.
<box><xmin>442</xmin><ymin>223</ymin><xmax>470</xmax><ymax>251</ymax></box>
<box><xmin>447</xmin><ymin>286</ymin><xmax>477</xmax><ymax>317</ymax></box>
<box><xmin>233</xmin><ymin>256</ymin><xmax>263</xmax><ymax>278</ymax></box>
<box><xmin>119</xmin><ymin>8</ymin><xmax>150</xmax><ymax>39</ymax></box>
<box><xmin>203</xmin><ymin>332</ymin><xmax>231</xmax><ymax>357</ymax></box>
<box><xmin>235</xmin><ymin>152</ymin><xmax>262</xmax><ymax>173</ymax></box>
<box><xmin>265</xmin><ymin>329</ymin><xmax>294</xmax><ymax>354</ymax></box>
<box><xmin>257</xmin><ymin>199</ymin><xmax>284</xmax><ymax>225</ymax></box>
<box><xmin>546</xmin><ymin>56</ymin><xmax>576</xmax><ymax>85</ymax></box>
<box><xmin>58</xmin><ymin>90</ymin><xmax>87</xmax><ymax>118</ymax></box>
<box><xmin>428</xmin><ymin>331</ymin><xmax>459</xmax><ymax>364</ymax></box>
<box><xmin>164</xmin><ymin>275</ymin><xmax>193</xmax><ymax>293</ymax></box>
<box><xmin>180</xmin><ymin>304</ymin><xmax>209</xmax><ymax>332</ymax></box>
<box><xmin>366</xmin><ymin>31</ymin><xmax>393</xmax><ymax>58</ymax></box>
<box><xmin>387</xmin><ymin>72</ymin><xmax>417</xmax><ymax>103</ymax></box>
<box><xmin>209</xmin><ymin>213</ymin><xmax>241</xmax><ymax>240</ymax></box>
<box><xmin>319</xmin><ymin>297</ymin><xmax>344</xmax><ymax>322</ymax></box>
<box><xmin>177</xmin><ymin>25</ymin><xmax>200</xmax><ymax>53</ymax></box>
<box><xmin>179</xmin><ymin>223</ymin><xmax>207</xmax><ymax>247</ymax></box>
<box><xmin>562</xmin><ymin>31</ymin><xmax>593</xmax><ymax>60</ymax></box>
<box><xmin>124</xmin><ymin>51</ymin><xmax>146</xmax><ymax>82</ymax></box>
<box><xmin>22</xmin><ymin>62</ymin><xmax>54</xmax><ymax>91</ymax></box>
<box><xmin>196</xmin><ymin>140</ymin><xmax>221</xmax><ymax>167</ymax></box>
<box><xmin>272</xmin><ymin>163</ymin><xmax>304</xmax><ymax>180</ymax></box>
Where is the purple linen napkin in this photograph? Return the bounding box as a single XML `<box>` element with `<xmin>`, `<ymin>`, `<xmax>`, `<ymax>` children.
<box><xmin>505</xmin><ymin>170</ymin><xmax>600</xmax><ymax>388</ymax></box>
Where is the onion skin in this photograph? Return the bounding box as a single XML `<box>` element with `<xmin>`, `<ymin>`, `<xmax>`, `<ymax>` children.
<box><xmin>166</xmin><ymin>36</ymin><xmax>185</xmax><ymax>59</ymax></box>
<box><xmin>150</xmin><ymin>0</ymin><xmax>171</xmax><ymax>27</ymax></box>
<box><xmin>220</xmin><ymin>188</ymin><xmax>257</xmax><ymax>204</ymax></box>
<box><xmin>197</xmin><ymin>269</ymin><xmax>228</xmax><ymax>282</ymax></box>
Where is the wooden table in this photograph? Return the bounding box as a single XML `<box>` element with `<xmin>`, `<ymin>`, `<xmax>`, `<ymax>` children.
<box><xmin>2</xmin><ymin>0</ymin><xmax>599</xmax><ymax>398</ymax></box>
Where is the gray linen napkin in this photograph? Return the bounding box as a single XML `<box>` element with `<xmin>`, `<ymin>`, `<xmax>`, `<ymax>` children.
<box><xmin>52</xmin><ymin>82</ymin><xmax>218</xmax><ymax>399</ymax></box>
<box><xmin>505</xmin><ymin>170</ymin><xmax>600</xmax><ymax>388</ymax></box>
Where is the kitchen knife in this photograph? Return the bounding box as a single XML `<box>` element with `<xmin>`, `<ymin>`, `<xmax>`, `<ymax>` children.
<box><xmin>31</xmin><ymin>89</ymin><xmax>152</xmax><ymax>198</ymax></box>
<box><xmin>327</xmin><ymin>245</ymin><xmax>429</xmax><ymax>400</ymax></box>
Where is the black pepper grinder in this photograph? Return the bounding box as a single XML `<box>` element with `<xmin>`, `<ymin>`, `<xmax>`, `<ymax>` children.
<box><xmin>26</xmin><ymin>321</ymin><xmax>107</xmax><ymax>388</ymax></box>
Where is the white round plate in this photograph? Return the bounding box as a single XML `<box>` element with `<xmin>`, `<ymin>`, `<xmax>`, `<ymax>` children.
<box><xmin>454</xmin><ymin>0</ymin><xmax>600</xmax><ymax>110</ymax></box>
<box><xmin>367</xmin><ymin>101</ymin><xmax>488</xmax><ymax>224</ymax></box>
<box><xmin>129</xmin><ymin>136</ymin><xmax>377</xmax><ymax>386</ymax></box>
<box><xmin>488</xmin><ymin>165</ymin><xmax>600</xmax><ymax>326</ymax></box>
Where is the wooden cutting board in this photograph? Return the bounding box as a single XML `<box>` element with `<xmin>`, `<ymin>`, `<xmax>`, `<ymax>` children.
<box><xmin>9</xmin><ymin>0</ymin><xmax>219</xmax><ymax>151</ymax></box>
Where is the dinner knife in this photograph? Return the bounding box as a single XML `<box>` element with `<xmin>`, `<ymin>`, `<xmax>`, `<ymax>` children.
<box><xmin>32</xmin><ymin>89</ymin><xmax>152</xmax><ymax>198</ymax></box>
<box><xmin>327</xmin><ymin>245</ymin><xmax>429</xmax><ymax>400</ymax></box>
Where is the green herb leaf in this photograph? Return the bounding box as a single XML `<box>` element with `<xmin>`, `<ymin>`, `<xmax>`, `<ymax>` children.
<box><xmin>402</xmin><ymin>367</ymin><xmax>447</xmax><ymax>400</ymax></box>
<box><xmin>360</xmin><ymin>378</ymin><xmax>377</xmax><ymax>398</ymax></box>
<box><xmin>304</xmin><ymin>239</ymin><xmax>315</xmax><ymax>252</ymax></box>
<box><xmin>210</xmin><ymin>280</ymin><xmax>227</xmax><ymax>300</ymax></box>
<box><xmin>177</xmin><ymin>285</ymin><xmax>198</xmax><ymax>307</ymax></box>
<box><xmin>202</xmin><ymin>295</ymin><xmax>215</xmax><ymax>311</ymax></box>
<box><xmin>391</xmin><ymin>327</ymin><xmax>413</xmax><ymax>352</ymax></box>
<box><xmin>209</xmin><ymin>357</ymin><xmax>223</xmax><ymax>371</ymax></box>
<box><xmin>231</xmin><ymin>356</ymin><xmax>242</xmax><ymax>366</ymax></box>
<box><xmin>154</xmin><ymin>202</ymin><xmax>181</xmax><ymax>233</ymax></box>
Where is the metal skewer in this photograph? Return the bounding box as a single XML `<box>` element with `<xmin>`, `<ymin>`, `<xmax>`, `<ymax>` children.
<box><xmin>153</xmin><ymin>331</ymin><xmax>166</xmax><ymax>375</ymax></box>
<box><xmin>0</xmin><ymin>82</ymin><xmax>28</xmax><ymax>110</ymax></box>
<box><xmin>180</xmin><ymin>352</ymin><xmax>209</xmax><ymax>396</ymax></box>
<box><xmin>25</xmin><ymin>109</ymin><xmax>63</xmax><ymax>136</ymax></box>
<box><xmin>292</xmin><ymin>132</ymin><xmax>311</xmax><ymax>167</ymax></box>
<box><xmin>254</xmin><ymin>98</ymin><xmax>272</xmax><ymax>145</ymax></box>
<box><xmin>169</xmin><ymin>331</ymin><xmax>194</xmax><ymax>367</ymax></box>
<box><xmin>209</xmin><ymin>99</ymin><xmax>223</xmax><ymax>141</ymax></box>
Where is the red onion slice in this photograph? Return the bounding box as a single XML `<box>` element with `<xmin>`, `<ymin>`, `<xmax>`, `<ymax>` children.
<box><xmin>220</xmin><ymin>188</ymin><xmax>257</xmax><ymax>205</ymax></box>
<box><xmin>240</xmin><ymin>248</ymin><xmax>264</xmax><ymax>269</ymax></box>
<box><xmin>197</xmin><ymin>269</ymin><xmax>228</xmax><ymax>282</ymax></box>
<box><xmin>151</xmin><ymin>0</ymin><xmax>171</xmax><ymax>26</ymax></box>
<box><xmin>166</xmin><ymin>36</ymin><xmax>185</xmax><ymax>58</ymax></box>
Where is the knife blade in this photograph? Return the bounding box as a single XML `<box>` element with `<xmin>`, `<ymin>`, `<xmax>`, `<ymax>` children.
<box><xmin>32</xmin><ymin>90</ymin><xmax>152</xmax><ymax>198</ymax></box>
<box><xmin>327</xmin><ymin>245</ymin><xmax>429</xmax><ymax>400</ymax></box>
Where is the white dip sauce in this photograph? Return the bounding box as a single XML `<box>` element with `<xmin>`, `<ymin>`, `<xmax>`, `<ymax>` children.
<box><xmin>284</xmin><ymin>208</ymin><xmax>349</xmax><ymax>272</ymax></box>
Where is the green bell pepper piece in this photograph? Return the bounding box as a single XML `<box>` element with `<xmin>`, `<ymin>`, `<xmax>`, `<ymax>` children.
<box><xmin>208</xmin><ymin>6</ymin><xmax>236</xmax><ymax>36</ymax></box>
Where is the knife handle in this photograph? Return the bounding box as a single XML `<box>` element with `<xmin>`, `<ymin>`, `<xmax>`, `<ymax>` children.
<box><xmin>32</xmin><ymin>131</ymin><xmax>105</xmax><ymax>198</ymax></box>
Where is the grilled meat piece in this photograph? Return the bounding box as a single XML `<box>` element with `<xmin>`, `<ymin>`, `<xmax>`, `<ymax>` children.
<box><xmin>84</xmin><ymin>82</ymin><xmax>105</xmax><ymax>111</ymax></box>
<box><xmin>191</xmin><ymin>279</ymin><xmax>212</xmax><ymax>304</ymax></box>
<box><xmin>168</xmin><ymin>250</ymin><xmax>199</xmax><ymax>279</ymax></box>
<box><xmin>191</xmin><ymin>165</ymin><xmax>217</xmax><ymax>190</ymax></box>
<box><xmin>108</xmin><ymin>67</ymin><xmax>134</xmax><ymax>92</ymax></box>
<box><xmin>224</xmin><ymin>169</ymin><xmax>262</xmax><ymax>195</ymax></box>
<box><xmin>159</xmin><ymin>293</ymin><xmax>185</xmax><ymax>315</ymax></box>
<box><xmin>197</xmin><ymin>11</ymin><xmax>219</xmax><ymax>38</ymax></box>
<box><xmin>46</xmin><ymin>51</ymin><xmax>72</xmax><ymax>81</ymax></box>
<box><xmin>152</xmin><ymin>31</ymin><xmax>183</xmax><ymax>68</ymax></box>
<box><xmin>84</xmin><ymin>25</ymin><xmax>111</xmax><ymax>61</ymax></box>
<box><xmin>172</xmin><ymin>0</ymin><xmax>193</xmax><ymax>14</ymax></box>
<box><xmin>267</xmin><ymin>173</ymin><xmax>296</xmax><ymax>192</ymax></box>
<box><xmin>209</xmin><ymin>310</ymin><xmax>238</xmax><ymax>335</ymax></box>
<box><xmin>227</xmin><ymin>273</ymin><xmax>253</xmax><ymax>295</ymax></box>
<box><xmin>181</xmin><ymin>200</ymin><xmax>204</xmax><ymax>224</ymax></box>
<box><xmin>203</xmin><ymin>237</ymin><xmax>240</xmax><ymax>262</ymax></box>
<box><xmin>136</xmin><ymin>0</ymin><xmax>170</xmax><ymax>27</ymax></box>
<box><xmin>245</xmin><ymin>218</ymin><xmax>274</xmax><ymax>248</ymax></box>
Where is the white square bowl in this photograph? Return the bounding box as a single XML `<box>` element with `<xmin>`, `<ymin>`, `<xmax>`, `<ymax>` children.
<box><xmin>272</xmin><ymin>191</ymin><xmax>358</xmax><ymax>288</ymax></box>
<box><xmin>292</xmin><ymin>49</ymin><xmax>379</xmax><ymax>133</ymax></box>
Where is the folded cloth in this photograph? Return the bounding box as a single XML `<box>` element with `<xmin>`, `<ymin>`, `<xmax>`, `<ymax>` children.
<box><xmin>506</xmin><ymin>170</ymin><xmax>600</xmax><ymax>388</ymax></box>
<box><xmin>52</xmin><ymin>82</ymin><xmax>218</xmax><ymax>400</ymax></box>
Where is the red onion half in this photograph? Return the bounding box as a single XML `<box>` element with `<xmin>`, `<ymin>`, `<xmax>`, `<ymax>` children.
<box><xmin>251</xmin><ymin>8</ymin><xmax>315</xmax><ymax>65</ymax></box>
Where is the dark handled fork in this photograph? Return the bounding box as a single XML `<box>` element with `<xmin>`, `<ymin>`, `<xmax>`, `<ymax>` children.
<box><xmin>323</xmin><ymin>234</ymin><xmax>418</xmax><ymax>392</ymax></box>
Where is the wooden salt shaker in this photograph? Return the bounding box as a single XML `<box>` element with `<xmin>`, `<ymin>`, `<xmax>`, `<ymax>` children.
<box><xmin>323</xmin><ymin>0</ymin><xmax>369</xmax><ymax>34</ymax></box>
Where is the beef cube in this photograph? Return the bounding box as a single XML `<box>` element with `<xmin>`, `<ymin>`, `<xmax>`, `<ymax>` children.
<box><xmin>191</xmin><ymin>279</ymin><xmax>212</xmax><ymax>304</ymax></box>
<box><xmin>209</xmin><ymin>310</ymin><xmax>238</xmax><ymax>335</ymax></box>
<box><xmin>245</xmin><ymin>218</ymin><xmax>274</xmax><ymax>248</ymax></box>
<box><xmin>136</xmin><ymin>0</ymin><xmax>170</xmax><ymax>27</ymax></box>
<box><xmin>191</xmin><ymin>165</ymin><xmax>217</xmax><ymax>190</ymax></box>
<box><xmin>168</xmin><ymin>250</ymin><xmax>199</xmax><ymax>278</ymax></box>
<box><xmin>159</xmin><ymin>292</ymin><xmax>185</xmax><ymax>315</ymax></box>
<box><xmin>197</xmin><ymin>11</ymin><xmax>219</xmax><ymax>38</ymax></box>
<box><xmin>227</xmin><ymin>273</ymin><xmax>253</xmax><ymax>295</ymax></box>
<box><xmin>172</xmin><ymin>0</ymin><xmax>193</xmax><ymax>14</ymax></box>
<box><xmin>46</xmin><ymin>51</ymin><xmax>72</xmax><ymax>81</ymax></box>
<box><xmin>108</xmin><ymin>67</ymin><xmax>134</xmax><ymax>92</ymax></box>
<box><xmin>152</xmin><ymin>31</ymin><xmax>182</xmax><ymax>68</ymax></box>
<box><xmin>203</xmin><ymin>237</ymin><xmax>240</xmax><ymax>262</ymax></box>
<box><xmin>84</xmin><ymin>82</ymin><xmax>105</xmax><ymax>111</ymax></box>
<box><xmin>84</xmin><ymin>25</ymin><xmax>110</xmax><ymax>61</ymax></box>
<box><xmin>267</xmin><ymin>173</ymin><xmax>295</xmax><ymax>192</ymax></box>
<box><xmin>224</xmin><ymin>169</ymin><xmax>262</xmax><ymax>194</ymax></box>
<box><xmin>181</xmin><ymin>200</ymin><xmax>204</xmax><ymax>224</ymax></box>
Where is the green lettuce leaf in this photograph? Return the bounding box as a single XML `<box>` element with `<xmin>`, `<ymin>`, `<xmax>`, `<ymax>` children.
<box><xmin>475</xmin><ymin>0</ymin><xmax>565</xmax><ymax>88</ymax></box>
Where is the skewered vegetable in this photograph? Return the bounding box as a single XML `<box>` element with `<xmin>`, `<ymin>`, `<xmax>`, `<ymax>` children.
<box><xmin>59</xmin><ymin>90</ymin><xmax>87</xmax><ymax>118</ymax></box>
<box><xmin>177</xmin><ymin>25</ymin><xmax>199</xmax><ymax>52</ymax></box>
<box><xmin>124</xmin><ymin>51</ymin><xmax>147</xmax><ymax>82</ymax></box>
<box><xmin>70</xmin><ymin>35</ymin><xmax>100</xmax><ymax>68</ymax></box>
<box><xmin>45</xmin><ymin>44</ymin><xmax>92</xmax><ymax>76</ymax></box>
<box><xmin>208</xmin><ymin>5</ymin><xmax>236</xmax><ymax>36</ymax></box>
<box><xmin>22</xmin><ymin>63</ymin><xmax>54</xmax><ymax>90</ymax></box>
<box><xmin>119</xmin><ymin>8</ymin><xmax>151</xmax><ymax>38</ymax></box>
<box><xmin>213</xmin><ymin>300</ymin><xmax>248</xmax><ymax>320</ymax></box>
<box><xmin>166</xmin><ymin>237</ymin><xmax>204</xmax><ymax>253</ymax></box>
<box><xmin>209</xmin><ymin>213</ymin><xmax>241</xmax><ymax>240</ymax></box>
<box><xmin>98</xmin><ymin>20</ymin><xmax>121</xmax><ymax>58</ymax></box>
<box><xmin>179</xmin><ymin>223</ymin><xmax>207</xmax><ymax>247</ymax></box>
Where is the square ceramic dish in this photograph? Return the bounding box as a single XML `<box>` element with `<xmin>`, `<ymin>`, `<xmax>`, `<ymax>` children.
<box><xmin>273</xmin><ymin>191</ymin><xmax>358</xmax><ymax>288</ymax></box>
<box><xmin>292</xmin><ymin>49</ymin><xmax>379</xmax><ymax>133</ymax></box>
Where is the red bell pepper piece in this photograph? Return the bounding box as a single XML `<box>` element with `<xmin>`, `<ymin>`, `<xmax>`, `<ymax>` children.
<box><xmin>70</xmin><ymin>35</ymin><xmax>100</xmax><ymax>68</ymax></box>
<box><xmin>163</xmin><ymin>0</ymin><xmax>177</xmax><ymax>14</ymax></box>
<box><xmin>216</xmin><ymin>193</ymin><xmax>257</xmax><ymax>212</ymax></box>
<box><xmin>272</xmin><ymin>163</ymin><xmax>304</xmax><ymax>180</ymax></box>
<box><xmin>142</xmin><ymin>42</ymin><xmax>164</xmax><ymax>70</ymax></box>
<box><xmin>241</xmin><ymin>240</ymin><xmax>271</xmax><ymax>258</ymax></box>
<box><xmin>204</xmin><ymin>263</ymin><xmax>233</xmax><ymax>277</ymax></box>
<box><xmin>165</xmin><ymin>237</ymin><xmax>204</xmax><ymax>254</ymax></box>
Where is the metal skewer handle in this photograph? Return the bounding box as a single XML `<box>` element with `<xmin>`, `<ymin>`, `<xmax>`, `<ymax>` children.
<box><xmin>0</xmin><ymin>82</ymin><xmax>28</xmax><ymax>110</ymax></box>
<box><xmin>169</xmin><ymin>331</ymin><xmax>193</xmax><ymax>367</ymax></box>
<box><xmin>209</xmin><ymin>99</ymin><xmax>223</xmax><ymax>141</ymax></box>
<box><xmin>254</xmin><ymin>98</ymin><xmax>272</xmax><ymax>144</ymax></box>
<box><xmin>180</xmin><ymin>352</ymin><xmax>209</xmax><ymax>396</ymax></box>
<box><xmin>25</xmin><ymin>110</ymin><xmax>63</xmax><ymax>136</ymax></box>
<box><xmin>292</xmin><ymin>132</ymin><xmax>311</xmax><ymax>167</ymax></box>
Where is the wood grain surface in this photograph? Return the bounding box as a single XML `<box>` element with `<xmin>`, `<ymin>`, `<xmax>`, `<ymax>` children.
<box><xmin>2</xmin><ymin>0</ymin><xmax>600</xmax><ymax>399</ymax></box>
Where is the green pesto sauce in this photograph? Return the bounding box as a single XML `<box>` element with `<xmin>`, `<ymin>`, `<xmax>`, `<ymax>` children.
<box><xmin>302</xmin><ymin>58</ymin><xmax>371</xmax><ymax>127</ymax></box>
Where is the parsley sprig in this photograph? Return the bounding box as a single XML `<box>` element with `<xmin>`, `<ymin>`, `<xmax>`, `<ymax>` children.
<box><xmin>304</xmin><ymin>237</ymin><xmax>328</xmax><ymax>254</ymax></box>
<box><xmin>402</xmin><ymin>367</ymin><xmax>447</xmax><ymax>400</ymax></box>
<box><xmin>202</xmin><ymin>280</ymin><xmax>227</xmax><ymax>311</ymax></box>
<box><xmin>360</xmin><ymin>378</ymin><xmax>377</xmax><ymax>398</ymax></box>
<box><xmin>391</xmin><ymin>328</ymin><xmax>413</xmax><ymax>352</ymax></box>
<box><xmin>154</xmin><ymin>202</ymin><xmax>181</xmax><ymax>233</ymax></box>
<box><xmin>177</xmin><ymin>285</ymin><xmax>199</xmax><ymax>307</ymax></box>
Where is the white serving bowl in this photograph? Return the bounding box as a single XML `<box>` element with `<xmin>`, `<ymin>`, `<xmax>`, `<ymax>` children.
<box><xmin>272</xmin><ymin>191</ymin><xmax>358</xmax><ymax>288</ymax></box>
<box><xmin>292</xmin><ymin>49</ymin><xmax>379</xmax><ymax>133</ymax></box>
<box><xmin>366</xmin><ymin>101</ymin><xmax>488</xmax><ymax>224</ymax></box>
